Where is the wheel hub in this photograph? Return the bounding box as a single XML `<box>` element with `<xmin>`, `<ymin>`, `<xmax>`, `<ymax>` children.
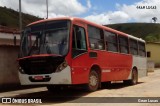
<box><xmin>89</xmin><ymin>75</ymin><xmax>97</xmax><ymax>86</ymax></box>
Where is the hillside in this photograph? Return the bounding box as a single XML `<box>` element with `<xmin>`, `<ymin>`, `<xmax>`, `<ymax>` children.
<box><xmin>0</xmin><ymin>6</ymin><xmax>41</xmax><ymax>29</ymax></box>
<box><xmin>106</xmin><ymin>23</ymin><xmax>160</xmax><ymax>42</ymax></box>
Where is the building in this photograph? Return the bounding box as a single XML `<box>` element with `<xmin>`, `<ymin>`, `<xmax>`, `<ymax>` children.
<box><xmin>0</xmin><ymin>26</ymin><xmax>21</xmax><ymax>88</ymax></box>
<box><xmin>146</xmin><ymin>42</ymin><xmax>160</xmax><ymax>67</ymax></box>
<box><xmin>0</xmin><ymin>25</ymin><xmax>20</xmax><ymax>45</ymax></box>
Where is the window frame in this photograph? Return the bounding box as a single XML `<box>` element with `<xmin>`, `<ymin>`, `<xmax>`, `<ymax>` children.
<box><xmin>118</xmin><ymin>35</ymin><xmax>129</xmax><ymax>54</ymax></box>
<box><xmin>88</xmin><ymin>25</ymin><xmax>105</xmax><ymax>50</ymax></box>
<box><xmin>129</xmin><ymin>38</ymin><xmax>138</xmax><ymax>55</ymax></box>
<box><xmin>104</xmin><ymin>30</ymin><xmax>118</xmax><ymax>52</ymax></box>
<box><xmin>138</xmin><ymin>41</ymin><xmax>146</xmax><ymax>57</ymax></box>
<box><xmin>72</xmin><ymin>25</ymin><xmax>87</xmax><ymax>50</ymax></box>
<box><xmin>72</xmin><ymin>25</ymin><xmax>88</xmax><ymax>58</ymax></box>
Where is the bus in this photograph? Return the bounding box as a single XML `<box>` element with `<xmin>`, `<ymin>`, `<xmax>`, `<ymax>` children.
<box><xmin>18</xmin><ymin>17</ymin><xmax>147</xmax><ymax>92</ymax></box>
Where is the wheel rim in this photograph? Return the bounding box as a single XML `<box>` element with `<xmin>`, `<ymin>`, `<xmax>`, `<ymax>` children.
<box><xmin>89</xmin><ymin>73</ymin><xmax>98</xmax><ymax>87</ymax></box>
<box><xmin>89</xmin><ymin>75</ymin><xmax>97</xmax><ymax>86</ymax></box>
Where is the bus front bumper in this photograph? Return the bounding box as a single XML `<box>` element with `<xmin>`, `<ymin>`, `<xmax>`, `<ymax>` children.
<box><xmin>18</xmin><ymin>66</ymin><xmax>72</xmax><ymax>85</ymax></box>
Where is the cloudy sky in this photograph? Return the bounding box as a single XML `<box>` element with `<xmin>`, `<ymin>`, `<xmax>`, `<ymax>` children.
<box><xmin>0</xmin><ymin>0</ymin><xmax>160</xmax><ymax>24</ymax></box>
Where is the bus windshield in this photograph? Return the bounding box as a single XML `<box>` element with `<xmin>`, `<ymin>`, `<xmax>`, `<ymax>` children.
<box><xmin>20</xmin><ymin>20</ymin><xmax>70</xmax><ymax>57</ymax></box>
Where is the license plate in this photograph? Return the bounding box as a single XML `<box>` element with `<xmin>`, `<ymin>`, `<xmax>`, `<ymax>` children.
<box><xmin>34</xmin><ymin>76</ymin><xmax>43</xmax><ymax>80</ymax></box>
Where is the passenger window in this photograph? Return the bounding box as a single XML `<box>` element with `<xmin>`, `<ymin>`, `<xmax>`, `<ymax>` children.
<box><xmin>72</xmin><ymin>25</ymin><xmax>87</xmax><ymax>58</ymax></box>
<box><xmin>104</xmin><ymin>31</ymin><xmax>118</xmax><ymax>52</ymax></box>
<box><xmin>88</xmin><ymin>25</ymin><xmax>104</xmax><ymax>50</ymax></box>
<box><xmin>129</xmin><ymin>39</ymin><xmax>138</xmax><ymax>55</ymax></box>
<box><xmin>138</xmin><ymin>42</ymin><xmax>146</xmax><ymax>57</ymax></box>
<box><xmin>119</xmin><ymin>36</ymin><xmax>129</xmax><ymax>54</ymax></box>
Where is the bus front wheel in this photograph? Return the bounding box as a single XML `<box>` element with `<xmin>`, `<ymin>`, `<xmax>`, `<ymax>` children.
<box><xmin>86</xmin><ymin>70</ymin><xmax>100</xmax><ymax>92</ymax></box>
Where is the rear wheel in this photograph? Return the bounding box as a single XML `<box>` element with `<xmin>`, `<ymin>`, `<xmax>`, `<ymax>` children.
<box><xmin>86</xmin><ymin>70</ymin><xmax>100</xmax><ymax>92</ymax></box>
<box><xmin>124</xmin><ymin>69</ymin><xmax>138</xmax><ymax>85</ymax></box>
<box><xmin>131</xmin><ymin>69</ymin><xmax>138</xmax><ymax>84</ymax></box>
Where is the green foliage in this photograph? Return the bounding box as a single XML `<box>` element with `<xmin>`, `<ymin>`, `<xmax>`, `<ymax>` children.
<box><xmin>0</xmin><ymin>6</ymin><xmax>41</xmax><ymax>29</ymax></box>
<box><xmin>145</xmin><ymin>34</ymin><xmax>160</xmax><ymax>42</ymax></box>
<box><xmin>145</xmin><ymin>35</ymin><xmax>157</xmax><ymax>42</ymax></box>
<box><xmin>106</xmin><ymin>23</ymin><xmax>160</xmax><ymax>42</ymax></box>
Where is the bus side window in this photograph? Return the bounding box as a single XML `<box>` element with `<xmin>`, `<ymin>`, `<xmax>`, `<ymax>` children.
<box><xmin>104</xmin><ymin>31</ymin><xmax>118</xmax><ymax>52</ymax></box>
<box><xmin>129</xmin><ymin>39</ymin><xmax>138</xmax><ymax>55</ymax></box>
<box><xmin>88</xmin><ymin>25</ymin><xmax>104</xmax><ymax>50</ymax></box>
<box><xmin>72</xmin><ymin>25</ymin><xmax>87</xmax><ymax>58</ymax></box>
<box><xmin>119</xmin><ymin>36</ymin><xmax>129</xmax><ymax>54</ymax></box>
<box><xmin>138</xmin><ymin>42</ymin><xmax>146</xmax><ymax>57</ymax></box>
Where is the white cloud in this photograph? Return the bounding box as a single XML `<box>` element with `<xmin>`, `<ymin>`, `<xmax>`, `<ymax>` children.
<box><xmin>0</xmin><ymin>0</ymin><xmax>88</xmax><ymax>18</ymax></box>
<box><xmin>108</xmin><ymin>11</ymin><xmax>130</xmax><ymax>23</ymax></box>
<box><xmin>1</xmin><ymin>0</ymin><xmax>160</xmax><ymax>24</ymax></box>
<box><xmin>120</xmin><ymin>0</ymin><xmax>160</xmax><ymax>23</ymax></box>
<box><xmin>85</xmin><ymin>11</ymin><xmax>130</xmax><ymax>25</ymax></box>
<box><xmin>85</xmin><ymin>14</ymin><xmax>109</xmax><ymax>25</ymax></box>
<box><xmin>0</xmin><ymin>0</ymin><xmax>19</xmax><ymax>10</ymax></box>
<box><xmin>85</xmin><ymin>0</ymin><xmax>160</xmax><ymax>24</ymax></box>
<box><xmin>87</xmin><ymin>0</ymin><xmax>91</xmax><ymax>9</ymax></box>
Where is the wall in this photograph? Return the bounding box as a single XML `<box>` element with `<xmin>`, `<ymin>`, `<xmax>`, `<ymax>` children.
<box><xmin>0</xmin><ymin>32</ymin><xmax>20</xmax><ymax>45</ymax></box>
<box><xmin>0</xmin><ymin>45</ymin><xmax>20</xmax><ymax>88</ymax></box>
<box><xmin>0</xmin><ymin>39</ymin><xmax>20</xmax><ymax>45</ymax></box>
<box><xmin>146</xmin><ymin>42</ymin><xmax>160</xmax><ymax>67</ymax></box>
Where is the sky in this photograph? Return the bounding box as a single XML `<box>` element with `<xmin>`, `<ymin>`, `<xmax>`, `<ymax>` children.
<box><xmin>0</xmin><ymin>0</ymin><xmax>160</xmax><ymax>25</ymax></box>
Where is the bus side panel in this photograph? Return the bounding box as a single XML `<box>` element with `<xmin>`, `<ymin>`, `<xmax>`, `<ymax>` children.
<box><xmin>71</xmin><ymin>51</ymin><xmax>133</xmax><ymax>84</ymax></box>
<box><xmin>128</xmin><ymin>56</ymin><xmax>147</xmax><ymax>79</ymax></box>
<box><xmin>98</xmin><ymin>52</ymin><xmax>132</xmax><ymax>81</ymax></box>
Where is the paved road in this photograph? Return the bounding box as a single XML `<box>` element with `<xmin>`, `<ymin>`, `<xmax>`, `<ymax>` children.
<box><xmin>0</xmin><ymin>69</ymin><xmax>160</xmax><ymax>106</ymax></box>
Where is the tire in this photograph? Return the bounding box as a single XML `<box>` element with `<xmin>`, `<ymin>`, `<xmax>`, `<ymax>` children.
<box><xmin>123</xmin><ymin>69</ymin><xmax>138</xmax><ymax>85</ymax></box>
<box><xmin>86</xmin><ymin>70</ymin><xmax>100</xmax><ymax>92</ymax></box>
<box><xmin>131</xmin><ymin>69</ymin><xmax>138</xmax><ymax>85</ymax></box>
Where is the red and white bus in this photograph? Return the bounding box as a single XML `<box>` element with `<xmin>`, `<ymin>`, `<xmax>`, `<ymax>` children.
<box><xmin>18</xmin><ymin>17</ymin><xmax>147</xmax><ymax>92</ymax></box>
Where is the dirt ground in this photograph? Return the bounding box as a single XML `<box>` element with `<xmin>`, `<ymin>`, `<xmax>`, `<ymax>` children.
<box><xmin>0</xmin><ymin>69</ymin><xmax>160</xmax><ymax>106</ymax></box>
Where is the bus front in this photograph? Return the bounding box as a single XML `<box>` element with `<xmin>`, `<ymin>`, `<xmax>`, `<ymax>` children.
<box><xmin>18</xmin><ymin>19</ymin><xmax>72</xmax><ymax>86</ymax></box>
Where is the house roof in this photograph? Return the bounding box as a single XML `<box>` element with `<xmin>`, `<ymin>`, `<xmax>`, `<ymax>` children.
<box><xmin>0</xmin><ymin>25</ymin><xmax>20</xmax><ymax>34</ymax></box>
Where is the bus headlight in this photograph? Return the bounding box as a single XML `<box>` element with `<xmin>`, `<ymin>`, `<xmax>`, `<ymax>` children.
<box><xmin>62</xmin><ymin>62</ymin><xmax>67</xmax><ymax>67</ymax></box>
<box><xmin>19</xmin><ymin>67</ymin><xmax>25</xmax><ymax>74</ymax></box>
<box><xmin>56</xmin><ymin>60</ymin><xmax>68</xmax><ymax>72</ymax></box>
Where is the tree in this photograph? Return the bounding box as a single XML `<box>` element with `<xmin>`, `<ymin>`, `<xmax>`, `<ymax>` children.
<box><xmin>152</xmin><ymin>17</ymin><xmax>157</xmax><ymax>23</ymax></box>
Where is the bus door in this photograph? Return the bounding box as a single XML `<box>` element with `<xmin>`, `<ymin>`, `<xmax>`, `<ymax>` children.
<box><xmin>71</xmin><ymin>23</ymin><xmax>89</xmax><ymax>84</ymax></box>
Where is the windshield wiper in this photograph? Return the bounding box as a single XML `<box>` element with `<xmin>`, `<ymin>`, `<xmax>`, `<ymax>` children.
<box><xmin>27</xmin><ymin>39</ymin><xmax>38</xmax><ymax>56</ymax></box>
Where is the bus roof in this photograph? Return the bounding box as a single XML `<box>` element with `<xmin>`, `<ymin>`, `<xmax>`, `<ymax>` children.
<box><xmin>27</xmin><ymin>17</ymin><xmax>145</xmax><ymax>43</ymax></box>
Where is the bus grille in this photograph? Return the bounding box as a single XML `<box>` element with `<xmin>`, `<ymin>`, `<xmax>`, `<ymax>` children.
<box><xmin>19</xmin><ymin>57</ymin><xmax>63</xmax><ymax>75</ymax></box>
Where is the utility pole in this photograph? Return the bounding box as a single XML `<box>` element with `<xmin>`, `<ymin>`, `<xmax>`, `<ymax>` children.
<box><xmin>46</xmin><ymin>0</ymin><xmax>48</xmax><ymax>19</ymax></box>
<box><xmin>19</xmin><ymin>0</ymin><xmax>22</xmax><ymax>34</ymax></box>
